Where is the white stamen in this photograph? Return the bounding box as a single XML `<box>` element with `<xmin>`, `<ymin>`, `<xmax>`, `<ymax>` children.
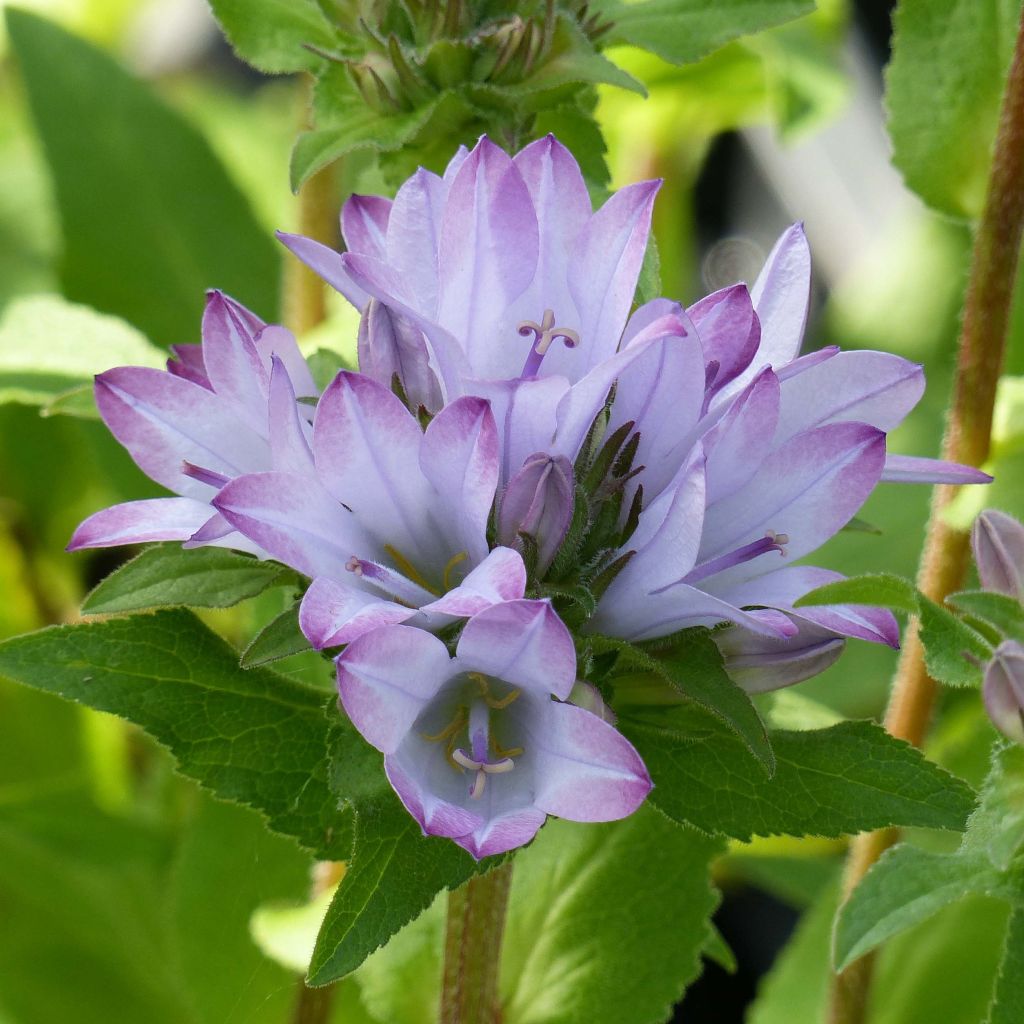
<box><xmin>345</xmin><ymin>556</ymin><xmax>363</xmax><ymax>576</ymax></box>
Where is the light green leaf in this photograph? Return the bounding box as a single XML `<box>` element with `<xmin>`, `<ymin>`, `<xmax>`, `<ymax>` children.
<box><xmin>948</xmin><ymin>590</ymin><xmax>1024</xmax><ymax>642</ymax></box>
<box><xmin>621</xmin><ymin>706</ymin><xmax>975</xmax><ymax>840</ymax></box>
<box><xmin>703</xmin><ymin>922</ymin><xmax>737</xmax><ymax>974</ymax></box>
<box><xmin>6</xmin><ymin>9</ymin><xmax>280</xmax><ymax>346</ymax></box>
<box><xmin>307</xmin><ymin>795</ymin><xmax>487</xmax><ymax>985</ymax></box>
<box><xmin>988</xmin><ymin>887</ymin><xmax>1024</xmax><ymax>1024</ymax></box>
<box><xmin>886</xmin><ymin>0</ymin><xmax>1022</xmax><ymax>219</ymax></box>
<box><xmin>794</xmin><ymin>572</ymin><xmax>919</xmax><ymax>614</ymax></box>
<box><xmin>0</xmin><ymin>610</ymin><xmax>351</xmax><ymax>859</ymax></box>
<box><xmin>918</xmin><ymin>594</ymin><xmax>992</xmax><ymax>687</ymax></box>
<box><xmin>964</xmin><ymin>743</ymin><xmax>1024</xmax><ymax>870</ymax></box>
<box><xmin>251</xmin><ymin>887</ymin><xmax>336</xmax><ymax>974</ymax></box>
<box><xmin>241</xmin><ymin>602</ymin><xmax>311</xmax><ymax>668</ymax></box>
<box><xmin>500</xmin><ymin>809</ymin><xmax>724</xmax><ymax>1024</ymax></box>
<box><xmin>0</xmin><ymin>295</ymin><xmax>162</xmax><ymax>410</ymax></box>
<box><xmin>208</xmin><ymin>0</ymin><xmax>338</xmax><ymax>74</ymax></box>
<box><xmin>81</xmin><ymin>545</ymin><xmax>294</xmax><ymax>615</ymax></box>
<box><xmin>593</xmin><ymin>0</ymin><xmax>815</xmax><ymax>65</ymax></box>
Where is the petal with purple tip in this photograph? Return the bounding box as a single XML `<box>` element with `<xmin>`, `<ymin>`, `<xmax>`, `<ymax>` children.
<box><xmin>67</xmin><ymin>497</ymin><xmax>213</xmax><ymax>550</ymax></box>
<box><xmin>687</xmin><ymin>284</ymin><xmax>760</xmax><ymax>393</ymax></box>
<box><xmin>341</xmin><ymin>193</ymin><xmax>392</xmax><ymax>257</ymax></box>
<box><xmin>984</xmin><ymin>642</ymin><xmax>1024</xmax><ymax>744</ymax></box>
<box><xmin>973</xmin><ymin>509</ymin><xmax>1024</xmax><ymax>598</ymax></box>
<box><xmin>715</xmin><ymin>622</ymin><xmax>846</xmax><ymax>694</ymax></box>
<box><xmin>201</xmin><ymin>290</ymin><xmax>269</xmax><ymax>431</ymax></box>
<box><xmin>881</xmin><ymin>454</ymin><xmax>993</xmax><ymax>485</ymax></box>
<box><xmin>420</xmin><ymin>546</ymin><xmax>527</xmax><ymax>618</ymax></box>
<box><xmin>385</xmin><ymin>168</ymin><xmax>447</xmax><ymax>315</ymax></box>
<box><xmin>267</xmin><ymin>357</ymin><xmax>314</xmax><ymax>476</ymax></box>
<box><xmin>384</xmin><ymin>753</ymin><xmax>485</xmax><ymax>840</ymax></box>
<box><xmin>299</xmin><ymin>576</ymin><xmax>415</xmax><ymax>648</ymax></box>
<box><xmin>277</xmin><ymin>231</ymin><xmax>368</xmax><ymax>309</ymax></box>
<box><xmin>453</xmin><ymin>806</ymin><xmax>547</xmax><ymax>859</ymax></box>
<box><xmin>255</xmin><ymin>325</ymin><xmax>317</xmax><ymax>398</ymax></box>
<box><xmin>750</xmin><ymin>223</ymin><xmax>810</xmax><ymax>364</ymax></box>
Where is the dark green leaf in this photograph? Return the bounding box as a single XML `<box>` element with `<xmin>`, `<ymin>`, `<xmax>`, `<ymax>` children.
<box><xmin>307</xmin><ymin>347</ymin><xmax>350</xmax><ymax>392</ymax></box>
<box><xmin>918</xmin><ymin>594</ymin><xmax>992</xmax><ymax>687</ymax></box>
<box><xmin>6</xmin><ymin>10</ymin><xmax>280</xmax><ymax>346</ymax></box>
<box><xmin>241</xmin><ymin>602</ymin><xmax>311</xmax><ymax>667</ymax></box>
<box><xmin>208</xmin><ymin>0</ymin><xmax>337</xmax><ymax>73</ymax></box>
<box><xmin>81</xmin><ymin>545</ymin><xmax>293</xmax><ymax>615</ymax></box>
<box><xmin>594</xmin><ymin>0</ymin><xmax>815</xmax><ymax>65</ymax></box>
<box><xmin>793</xmin><ymin>572</ymin><xmax>919</xmax><ymax>614</ymax></box>
<box><xmin>500</xmin><ymin>809</ymin><xmax>724</xmax><ymax>1024</ymax></box>
<box><xmin>0</xmin><ymin>610</ymin><xmax>351</xmax><ymax>859</ymax></box>
<box><xmin>703</xmin><ymin>923</ymin><xmax>737</xmax><ymax>974</ymax></box>
<box><xmin>621</xmin><ymin>706</ymin><xmax>975</xmax><ymax>840</ymax></box>
<box><xmin>886</xmin><ymin>0</ymin><xmax>1021</xmax><ymax>218</ymax></box>
<box><xmin>307</xmin><ymin>793</ymin><xmax>486</xmax><ymax>985</ymax></box>
<box><xmin>948</xmin><ymin>590</ymin><xmax>1024</xmax><ymax>642</ymax></box>
<box><xmin>988</xmin><ymin>888</ymin><xmax>1024</xmax><ymax>1024</ymax></box>
<box><xmin>842</xmin><ymin>515</ymin><xmax>883</xmax><ymax>535</ymax></box>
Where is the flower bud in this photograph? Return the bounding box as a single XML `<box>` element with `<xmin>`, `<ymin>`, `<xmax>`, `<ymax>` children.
<box><xmin>357</xmin><ymin>298</ymin><xmax>443</xmax><ymax>413</ymax></box>
<box><xmin>715</xmin><ymin>623</ymin><xmax>845</xmax><ymax>694</ymax></box>
<box><xmin>498</xmin><ymin>453</ymin><xmax>574</xmax><ymax>575</ymax></box>
<box><xmin>569</xmin><ymin>681</ymin><xmax>617</xmax><ymax>724</ymax></box>
<box><xmin>973</xmin><ymin>509</ymin><xmax>1024</xmax><ymax>601</ymax></box>
<box><xmin>984</xmin><ymin>642</ymin><xmax>1024</xmax><ymax>744</ymax></box>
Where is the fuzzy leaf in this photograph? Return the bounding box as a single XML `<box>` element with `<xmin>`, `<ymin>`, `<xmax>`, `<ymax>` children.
<box><xmin>620</xmin><ymin>706</ymin><xmax>975</xmax><ymax>841</ymax></box>
<box><xmin>6</xmin><ymin>10</ymin><xmax>280</xmax><ymax>346</ymax></box>
<box><xmin>82</xmin><ymin>545</ymin><xmax>293</xmax><ymax>615</ymax></box>
<box><xmin>988</xmin><ymin>893</ymin><xmax>1024</xmax><ymax>1024</ymax></box>
<box><xmin>593</xmin><ymin>0</ymin><xmax>815</xmax><ymax>65</ymax></box>
<box><xmin>0</xmin><ymin>610</ymin><xmax>351</xmax><ymax>859</ymax></box>
<box><xmin>794</xmin><ymin>572</ymin><xmax>919</xmax><ymax>614</ymax></box>
<box><xmin>948</xmin><ymin>590</ymin><xmax>1024</xmax><ymax>642</ymax></box>
<box><xmin>500</xmin><ymin>809</ymin><xmax>724</xmax><ymax>1024</ymax></box>
<box><xmin>241</xmin><ymin>602</ymin><xmax>311</xmax><ymax>668</ymax></box>
<box><xmin>208</xmin><ymin>0</ymin><xmax>338</xmax><ymax>74</ymax></box>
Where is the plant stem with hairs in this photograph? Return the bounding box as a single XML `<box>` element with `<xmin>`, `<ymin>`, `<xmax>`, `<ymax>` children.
<box><xmin>828</xmin><ymin>8</ymin><xmax>1024</xmax><ymax>1022</ymax></box>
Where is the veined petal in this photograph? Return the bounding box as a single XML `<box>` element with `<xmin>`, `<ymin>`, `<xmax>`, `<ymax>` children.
<box><xmin>715</xmin><ymin>623</ymin><xmax>846</xmax><ymax>694</ymax></box>
<box><xmin>568</xmin><ymin>179</ymin><xmax>660</xmax><ymax>373</ymax></box>
<box><xmin>456</xmin><ymin>599</ymin><xmax>576</xmax><ymax>700</ymax></box>
<box><xmin>687</xmin><ymin>283</ymin><xmax>760</xmax><ymax>393</ymax></box>
<box><xmin>984</xmin><ymin>642</ymin><xmax>1024</xmax><ymax>743</ymax></box>
<box><xmin>750</xmin><ymin>222</ymin><xmax>810</xmax><ymax>366</ymax></box>
<box><xmin>341</xmin><ymin>193</ymin><xmax>391</xmax><ymax>257</ymax></box>
<box><xmin>973</xmin><ymin>509</ymin><xmax>1024</xmax><ymax>598</ymax></box>
<box><xmin>267</xmin><ymin>357</ymin><xmax>314</xmax><ymax>476</ymax></box>
<box><xmin>438</xmin><ymin>138</ymin><xmax>539</xmax><ymax>360</ymax></box>
<box><xmin>452</xmin><ymin>806</ymin><xmax>547</xmax><ymax>859</ymax></box>
<box><xmin>95</xmin><ymin>366</ymin><xmax>270</xmax><ymax>497</ymax></box>
<box><xmin>213</xmin><ymin>471</ymin><xmax>368</xmax><ymax>579</ymax></box>
<box><xmin>420</xmin><ymin>546</ymin><xmax>527</xmax><ymax>618</ymax></box>
<box><xmin>881</xmin><ymin>454</ymin><xmax>993</xmax><ymax>485</ymax></box>
<box><xmin>67</xmin><ymin>497</ymin><xmax>213</xmax><ymax>550</ymax></box>
<box><xmin>167</xmin><ymin>343</ymin><xmax>209</xmax><ymax>388</ymax></box>
<box><xmin>622</xmin><ymin>298</ymin><xmax>687</xmax><ymax>347</ymax></box>
<box><xmin>531</xmin><ymin>701</ymin><xmax>651</xmax><ymax>822</ymax></box>
<box><xmin>201</xmin><ymin>290</ymin><xmax>269</xmax><ymax>431</ymax></box>
<box><xmin>299</xmin><ymin>576</ymin><xmax>416</xmax><ymax>648</ymax></box>
<box><xmin>357</xmin><ymin>300</ymin><xmax>443</xmax><ymax>412</ymax></box>
<box><xmin>337</xmin><ymin>625</ymin><xmax>453</xmax><ymax>754</ymax></box>
<box><xmin>385</xmin><ymin>167</ymin><xmax>446</xmax><ymax>315</ymax></box>
<box><xmin>775</xmin><ymin>351</ymin><xmax>924</xmax><ymax>443</ymax></box>
<box><xmin>277</xmin><ymin>231</ymin><xmax>369</xmax><ymax>309</ymax></box>
<box><xmin>420</xmin><ymin>396</ymin><xmax>498</xmax><ymax>564</ymax></box>
<box><xmin>255</xmin><ymin>325</ymin><xmax>317</xmax><ymax>398</ymax></box>
<box><xmin>384</xmin><ymin>753</ymin><xmax>485</xmax><ymax>841</ymax></box>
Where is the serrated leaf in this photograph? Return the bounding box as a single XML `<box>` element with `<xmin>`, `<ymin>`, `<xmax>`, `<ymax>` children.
<box><xmin>208</xmin><ymin>0</ymin><xmax>338</xmax><ymax>74</ymax></box>
<box><xmin>886</xmin><ymin>0</ymin><xmax>1022</xmax><ymax>219</ymax></box>
<box><xmin>988</xmin><ymin>891</ymin><xmax>1024</xmax><ymax>1024</ymax></box>
<box><xmin>964</xmin><ymin>743</ymin><xmax>1024</xmax><ymax>871</ymax></box>
<box><xmin>0</xmin><ymin>295</ymin><xmax>163</xmax><ymax>410</ymax></box>
<box><xmin>0</xmin><ymin>610</ymin><xmax>351</xmax><ymax>859</ymax></box>
<box><xmin>6</xmin><ymin>10</ymin><xmax>280</xmax><ymax>346</ymax></box>
<box><xmin>593</xmin><ymin>0</ymin><xmax>815</xmax><ymax>65</ymax></box>
<box><xmin>500</xmin><ymin>809</ymin><xmax>724</xmax><ymax>1024</ymax></box>
<box><xmin>82</xmin><ymin>545</ymin><xmax>293</xmax><ymax>615</ymax></box>
<box><xmin>948</xmin><ymin>590</ymin><xmax>1024</xmax><ymax>642</ymax></box>
<box><xmin>620</xmin><ymin>706</ymin><xmax>975</xmax><ymax>840</ymax></box>
<box><xmin>307</xmin><ymin>794</ymin><xmax>487</xmax><ymax>985</ymax></box>
<box><xmin>242</xmin><ymin>602</ymin><xmax>311</xmax><ymax>668</ymax></box>
<box><xmin>794</xmin><ymin>572</ymin><xmax>919</xmax><ymax>614</ymax></box>
<box><xmin>918</xmin><ymin>594</ymin><xmax>992</xmax><ymax>687</ymax></box>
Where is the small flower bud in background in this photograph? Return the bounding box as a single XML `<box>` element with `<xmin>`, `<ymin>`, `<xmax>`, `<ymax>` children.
<box><xmin>357</xmin><ymin>298</ymin><xmax>443</xmax><ymax>413</ymax></box>
<box><xmin>569</xmin><ymin>681</ymin><xmax>618</xmax><ymax>724</ymax></box>
<box><xmin>983</xmin><ymin>641</ymin><xmax>1024</xmax><ymax>744</ymax></box>
<box><xmin>714</xmin><ymin>623</ymin><xmax>846</xmax><ymax>694</ymax></box>
<box><xmin>972</xmin><ymin>509</ymin><xmax>1024</xmax><ymax>601</ymax></box>
<box><xmin>498</xmin><ymin>453</ymin><xmax>574</xmax><ymax>575</ymax></box>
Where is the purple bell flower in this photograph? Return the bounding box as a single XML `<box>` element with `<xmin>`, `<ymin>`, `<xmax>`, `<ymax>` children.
<box><xmin>972</xmin><ymin>509</ymin><xmax>1024</xmax><ymax>601</ymax></box>
<box><xmin>984</xmin><ymin>641</ymin><xmax>1024</xmax><ymax>744</ymax></box>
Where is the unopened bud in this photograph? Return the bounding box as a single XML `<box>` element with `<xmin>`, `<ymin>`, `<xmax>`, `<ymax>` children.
<box><xmin>984</xmin><ymin>641</ymin><xmax>1024</xmax><ymax>744</ymax></box>
<box><xmin>569</xmin><ymin>681</ymin><xmax>617</xmax><ymax>724</ymax></box>
<box><xmin>357</xmin><ymin>299</ymin><xmax>443</xmax><ymax>413</ymax></box>
<box><xmin>715</xmin><ymin>623</ymin><xmax>845</xmax><ymax>694</ymax></box>
<box><xmin>973</xmin><ymin>509</ymin><xmax>1024</xmax><ymax>601</ymax></box>
<box><xmin>498</xmin><ymin>453</ymin><xmax>573</xmax><ymax>575</ymax></box>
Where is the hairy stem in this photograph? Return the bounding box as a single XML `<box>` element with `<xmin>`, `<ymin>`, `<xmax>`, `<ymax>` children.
<box><xmin>827</xmin><ymin>8</ymin><xmax>1024</xmax><ymax>1023</ymax></box>
<box><xmin>440</xmin><ymin>863</ymin><xmax>514</xmax><ymax>1024</ymax></box>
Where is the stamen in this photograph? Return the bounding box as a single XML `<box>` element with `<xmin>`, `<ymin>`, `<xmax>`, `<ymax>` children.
<box><xmin>468</xmin><ymin>672</ymin><xmax>521</xmax><ymax>709</ymax></box>
<box><xmin>492</xmin><ymin>738</ymin><xmax>524</xmax><ymax>759</ymax></box>
<box><xmin>442</xmin><ymin>551</ymin><xmax>468</xmax><ymax>591</ymax></box>
<box><xmin>517</xmin><ymin>308</ymin><xmax>581</xmax><ymax>377</ymax></box>
<box><xmin>469</xmin><ymin>770</ymin><xmax>487</xmax><ymax>799</ymax></box>
<box><xmin>182</xmin><ymin>461</ymin><xmax>230</xmax><ymax>489</ymax></box>
<box><xmin>383</xmin><ymin>543</ymin><xmax>442</xmax><ymax>597</ymax></box>
<box><xmin>422</xmin><ymin>707</ymin><xmax>467</xmax><ymax>743</ymax></box>
<box><xmin>680</xmin><ymin>530</ymin><xmax>789</xmax><ymax>586</ymax></box>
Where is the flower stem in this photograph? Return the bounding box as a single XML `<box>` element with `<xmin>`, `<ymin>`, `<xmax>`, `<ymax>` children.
<box><xmin>827</xmin><ymin>8</ymin><xmax>1024</xmax><ymax>1022</ymax></box>
<box><xmin>439</xmin><ymin>862</ymin><xmax>514</xmax><ymax>1024</ymax></box>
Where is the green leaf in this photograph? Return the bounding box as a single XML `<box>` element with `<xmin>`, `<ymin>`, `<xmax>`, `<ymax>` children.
<box><xmin>0</xmin><ymin>610</ymin><xmax>351</xmax><ymax>859</ymax></box>
<box><xmin>594</xmin><ymin>633</ymin><xmax>774</xmax><ymax>773</ymax></box>
<box><xmin>306</xmin><ymin>347</ymin><xmax>350</xmax><ymax>392</ymax></box>
<box><xmin>500</xmin><ymin>809</ymin><xmax>724</xmax><ymax>1024</ymax></box>
<box><xmin>6</xmin><ymin>10</ymin><xmax>280</xmax><ymax>346</ymax></box>
<box><xmin>241</xmin><ymin>602</ymin><xmax>311</xmax><ymax>668</ymax></box>
<box><xmin>964</xmin><ymin>743</ymin><xmax>1024</xmax><ymax>871</ymax></box>
<box><xmin>307</xmin><ymin>794</ymin><xmax>486</xmax><ymax>985</ymax></box>
<box><xmin>988</xmin><ymin>888</ymin><xmax>1024</xmax><ymax>1024</ymax></box>
<box><xmin>948</xmin><ymin>590</ymin><xmax>1024</xmax><ymax>642</ymax></box>
<box><xmin>594</xmin><ymin>0</ymin><xmax>815</xmax><ymax>65</ymax></box>
<box><xmin>918</xmin><ymin>594</ymin><xmax>992</xmax><ymax>687</ymax></box>
<box><xmin>0</xmin><ymin>295</ymin><xmax>163</xmax><ymax>410</ymax></box>
<box><xmin>621</xmin><ymin>706</ymin><xmax>975</xmax><ymax>840</ymax></box>
<box><xmin>794</xmin><ymin>572</ymin><xmax>919</xmax><ymax>614</ymax></box>
<box><xmin>886</xmin><ymin>0</ymin><xmax>1022</xmax><ymax>219</ymax></box>
<box><xmin>208</xmin><ymin>0</ymin><xmax>338</xmax><ymax>74</ymax></box>
<box><xmin>81</xmin><ymin>545</ymin><xmax>294</xmax><ymax>615</ymax></box>
<box><xmin>703</xmin><ymin>922</ymin><xmax>737</xmax><ymax>974</ymax></box>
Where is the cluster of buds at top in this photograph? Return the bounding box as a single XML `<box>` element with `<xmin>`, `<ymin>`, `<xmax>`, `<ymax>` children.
<box><xmin>972</xmin><ymin>510</ymin><xmax>1024</xmax><ymax>743</ymax></box>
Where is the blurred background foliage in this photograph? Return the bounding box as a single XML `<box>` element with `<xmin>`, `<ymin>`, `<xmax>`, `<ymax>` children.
<box><xmin>0</xmin><ymin>0</ymin><xmax>1022</xmax><ymax>1021</ymax></box>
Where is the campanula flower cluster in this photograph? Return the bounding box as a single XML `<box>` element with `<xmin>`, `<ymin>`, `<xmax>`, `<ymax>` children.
<box><xmin>71</xmin><ymin>136</ymin><xmax>989</xmax><ymax>857</ymax></box>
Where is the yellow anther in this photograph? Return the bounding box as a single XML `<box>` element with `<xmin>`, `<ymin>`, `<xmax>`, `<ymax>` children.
<box><xmin>384</xmin><ymin>543</ymin><xmax>442</xmax><ymax>596</ymax></box>
<box><xmin>492</xmin><ymin>738</ymin><xmax>524</xmax><ymax>759</ymax></box>
<box><xmin>486</xmin><ymin>688</ymin><xmax>521</xmax><ymax>710</ymax></box>
<box><xmin>422</xmin><ymin>706</ymin><xmax>467</xmax><ymax>743</ymax></box>
<box><xmin>442</xmin><ymin>550</ymin><xmax>468</xmax><ymax>591</ymax></box>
